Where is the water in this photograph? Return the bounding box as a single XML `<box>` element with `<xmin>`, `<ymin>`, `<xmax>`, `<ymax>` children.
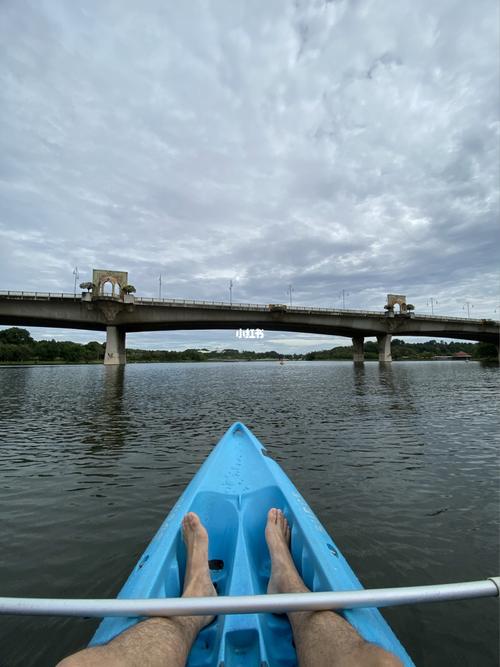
<box><xmin>0</xmin><ymin>361</ymin><xmax>498</xmax><ymax>666</ymax></box>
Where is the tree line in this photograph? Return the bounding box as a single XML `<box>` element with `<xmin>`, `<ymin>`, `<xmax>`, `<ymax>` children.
<box><xmin>0</xmin><ymin>328</ymin><xmax>496</xmax><ymax>363</ymax></box>
<box><xmin>303</xmin><ymin>339</ymin><xmax>497</xmax><ymax>361</ymax></box>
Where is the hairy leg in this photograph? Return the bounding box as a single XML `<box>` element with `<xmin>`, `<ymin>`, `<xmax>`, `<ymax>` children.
<box><xmin>265</xmin><ymin>508</ymin><xmax>402</xmax><ymax>667</ymax></box>
<box><xmin>57</xmin><ymin>512</ymin><xmax>216</xmax><ymax>667</ymax></box>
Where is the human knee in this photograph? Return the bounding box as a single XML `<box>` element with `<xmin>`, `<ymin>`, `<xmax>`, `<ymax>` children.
<box><xmin>359</xmin><ymin>642</ymin><xmax>404</xmax><ymax>667</ymax></box>
<box><xmin>56</xmin><ymin>657</ymin><xmax>84</xmax><ymax>667</ymax></box>
<box><xmin>55</xmin><ymin>648</ymin><xmax>108</xmax><ymax>667</ymax></box>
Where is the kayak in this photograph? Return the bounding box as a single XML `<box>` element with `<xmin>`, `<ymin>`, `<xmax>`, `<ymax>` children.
<box><xmin>89</xmin><ymin>422</ymin><xmax>414</xmax><ymax>666</ymax></box>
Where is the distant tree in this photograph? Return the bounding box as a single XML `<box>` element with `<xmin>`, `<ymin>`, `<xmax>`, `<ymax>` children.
<box><xmin>58</xmin><ymin>342</ymin><xmax>82</xmax><ymax>362</ymax></box>
<box><xmin>406</xmin><ymin>304</ymin><xmax>415</xmax><ymax>311</ymax></box>
<box><xmin>122</xmin><ymin>284</ymin><xmax>136</xmax><ymax>294</ymax></box>
<box><xmin>35</xmin><ymin>339</ymin><xmax>59</xmax><ymax>361</ymax></box>
<box><xmin>474</xmin><ymin>342</ymin><xmax>498</xmax><ymax>360</ymax></box>
<box><xmin>0</xmin><ymin>343</ymin><xmax>30</xmax><ymax>361</ymax></box>
<box><xmin>85</xmin><ymin>341</ymin><xmax>104</xmax><ymax>361</ymax></box>
<box><xmin>79</xmin><ymin>282</ymin><xmax>95</xmax><ymax>292</ymax></box>
<box><xmin>0</xmin><ymin>327</ymin><xmax>34</xmax><ymax>345</ymax></box>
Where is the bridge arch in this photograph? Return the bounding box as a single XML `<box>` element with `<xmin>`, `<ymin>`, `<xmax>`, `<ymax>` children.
<box><xmin>386</xmin><ymin>294</ymin><xmax>407</xmax><ymax>314</ymax></box>
<box><xmin>92</xmin><ymin>269</ymin><xmax>129</xmax><ymax>300</ymax></box>
<box><xmin>100</xmin><ymin>277</ymin><xmax>120</xmax><ymax>298</ymax></box>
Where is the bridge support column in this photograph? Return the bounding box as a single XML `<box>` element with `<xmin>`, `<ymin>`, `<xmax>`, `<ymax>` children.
<box><xmin>377</xmin><ymin>334</ymin><xmax>392</xmax><ymax>362</ymax></box>
<box><xmin>352</xmin><ymin>336</ymin><xmax>364</xmax><ymax>362</ymax></box>
<box><xmin>104</xmin><ymin>326</ymin><xmax>126</xmax><ymax>365</ymax></box>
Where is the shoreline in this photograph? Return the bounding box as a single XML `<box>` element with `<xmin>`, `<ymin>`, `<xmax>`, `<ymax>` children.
<box><xmin>0</xmin><ymin>358</ymin><xmax>494</xmax><ymax>367</ymax></box>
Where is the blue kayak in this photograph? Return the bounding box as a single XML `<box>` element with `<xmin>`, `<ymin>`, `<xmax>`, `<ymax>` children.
<box><xmin>90</xmin><ymin>422</ymin><xmax>414</xmax><ymax>666</ymax></box>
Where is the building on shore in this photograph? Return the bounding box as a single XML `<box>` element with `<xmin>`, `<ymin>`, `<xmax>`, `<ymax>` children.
<box><xmin>432</xmin><ymin>351</ymin><xmax>472</xmax><ymax>361</ymax></box>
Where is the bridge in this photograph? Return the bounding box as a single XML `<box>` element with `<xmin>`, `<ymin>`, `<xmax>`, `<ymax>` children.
<box><xmin>1</xmin><ymin>290</ymin><xmax>498</xmax><ymax>364</ymax></box>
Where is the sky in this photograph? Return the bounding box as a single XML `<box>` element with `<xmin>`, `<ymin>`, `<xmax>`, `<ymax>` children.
<box><xmin>0</xmin><ymin>0</ymin><xmax>498</xmax><ymax>352</ymax></box>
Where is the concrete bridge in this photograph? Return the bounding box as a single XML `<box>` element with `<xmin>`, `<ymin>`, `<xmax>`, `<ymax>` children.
<box><xmin>0</xmin><ymin>290</ymin><xmax>498</xmax><ymax>364</ymax></box>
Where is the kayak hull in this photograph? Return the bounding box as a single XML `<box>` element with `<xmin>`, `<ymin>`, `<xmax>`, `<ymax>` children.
<box><xmin>90</xmin><ymin>422</ymin><xmax>413</xmax><ymax>666</ymax></box>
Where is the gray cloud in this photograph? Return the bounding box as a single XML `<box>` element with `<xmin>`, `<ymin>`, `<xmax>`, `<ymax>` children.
<box><xmin>0</xmin><ymin>0</ymin><xmax>498</xmax><ymax>351</ymax></box>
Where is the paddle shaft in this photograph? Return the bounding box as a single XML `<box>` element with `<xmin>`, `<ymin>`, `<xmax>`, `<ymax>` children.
<box><xmin>0</xmin><ymin>578</ymin><xmax>498</xmax><ymax>617</ymax></box>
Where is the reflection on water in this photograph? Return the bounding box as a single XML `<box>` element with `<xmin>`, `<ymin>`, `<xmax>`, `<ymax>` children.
<box><xmin>0</xmin><ymin>361</ymin><xmax>498</xmax><ymax>667</ymax></box>
<box><xmin>352</xmin><ymin>362</ymin><xmax>366</xmax><ymax>395</ymax></box>
<box><xmin>84</xmin><ymin>366</ymin><xmax>127</xmax><ymax>455</ymax></box>
<box><xmin>378</xmin><ymin>360</ymin><xmax>395</xmax><ymax>389</ymax></box>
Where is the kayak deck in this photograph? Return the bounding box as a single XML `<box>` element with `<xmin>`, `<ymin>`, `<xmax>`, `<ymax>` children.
<box><xmin>90</xmin><ymin>422</ymin><xmax>413</xmax><ymax>666</ymax></box>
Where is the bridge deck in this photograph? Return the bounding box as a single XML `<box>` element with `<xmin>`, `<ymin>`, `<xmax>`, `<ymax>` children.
<box><xmin>0</xmin><ymin>291</ymin><xmax>496</xmax><ymax>326</ymax></box>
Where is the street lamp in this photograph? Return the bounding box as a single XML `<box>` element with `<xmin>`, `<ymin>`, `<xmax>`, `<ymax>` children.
<box><xmin>73</xmin><ymin>266</ymin><xmax>79</xmax><ymax>295</ymax></box>
<box><xmin>229</xmin><ymin>279</ymin><xmax>233</xmax><ymax>305</ymax></box>
<box><xmin>340</xmin><ymin>289</ymin><xmax>349</xmax><ymax>309</ymax></box>
<box><xmin>463</xmin><ymin>301</ymin><xmax>473</xmax><ymax>318</ymax></box>
<box><xmin>158</xmin><ymin>273</ymin><xmax>163</xmax><ymax>300</ymax></box>
<box><xmin>287</xmin><ymin>284</ymin><xmax>294</xmax><ymax>307</ymax></box>
<box><xmin>427</xmin><ymin>297</ymin><xmax>438</xmax><ymax>315</ymax></box>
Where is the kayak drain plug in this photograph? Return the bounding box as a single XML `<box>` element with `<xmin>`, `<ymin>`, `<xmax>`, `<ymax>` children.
<box><xmin>209</xmin><ymin>559</ymin><xmax>224</xmax><ymax>571</ymax></box>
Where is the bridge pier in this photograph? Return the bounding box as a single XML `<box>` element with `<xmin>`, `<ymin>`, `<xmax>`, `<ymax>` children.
<box><xmin>377</xmin><ymin>334</ymin><xmax>392</xmax><ymax>362</ymax></box>
<box><xmin>352</xmin><ymin>336</ymin><xmax>364</xmax><ymax>362</ymax></box>
<box><xmin>104</xmin><ymin>326</ymin><xmax>126</xmax><ymax>365</ymax></box>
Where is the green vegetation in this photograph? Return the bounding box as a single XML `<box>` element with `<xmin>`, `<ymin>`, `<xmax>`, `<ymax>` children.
<box><xmin>303</xmin><ymin>339</ymin><xmax>498</xmax><ymax>361</ymax></box>
<box><xmin>0</xmin><ymin>328</ymin><xmax>497</xmax><ymax>363</ymax></box>
<box><xmin>127</xmin><ymin>348</ymin><xmax>301</xmax><ymax>362</ymax></box>
<box><xmin>0</xmin><ymin>328</ymin><xmax>103</xmax><ymax>363</ymax></box>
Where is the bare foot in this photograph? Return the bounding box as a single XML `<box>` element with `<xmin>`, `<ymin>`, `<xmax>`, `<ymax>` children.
<box><xmin>181</xmin><ymin>512</ymin><xmax>217</xmax><ymax>631</ymax></box>
<box><xmin>265</xmin><ymin>508</ymin><xmax>308</xmax><ymax>595</ymax></box>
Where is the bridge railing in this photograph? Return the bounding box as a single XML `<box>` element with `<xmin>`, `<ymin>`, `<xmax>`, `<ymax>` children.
<box><xmin>0</xmin><ymin>291</ymin><xmax>80</xmax><ymax>300</ymax></box>
<box><xmin>134</xmin><ymin>298</ymin><xmax>496</xmax><ymax>323</ymax></box>
<box><xmin>134</xmin><ymin>296</ymin><xmax>387</xmax><ymax>317</ymax></box>
<box><xmin>0</xmin><ymin>291</ymin><xmax>497</xmax><ymax>325</ymax></box>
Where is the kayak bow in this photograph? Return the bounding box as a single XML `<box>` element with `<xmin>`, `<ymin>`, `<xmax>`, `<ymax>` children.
<box><xmin>89</xmin><ymin>422</ymin><xmax>414</xmax><ymax>666</ymax></box>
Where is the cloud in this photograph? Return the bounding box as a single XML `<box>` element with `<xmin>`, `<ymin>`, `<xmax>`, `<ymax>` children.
<box><xmin>0</xmin><ymin>0</ymin><xmax>498</xmax><ymax>350</ymax></box>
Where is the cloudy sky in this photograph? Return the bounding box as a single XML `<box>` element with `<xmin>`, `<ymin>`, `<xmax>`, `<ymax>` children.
<box><xmin>0</xmin><ymin>0</ymin><xmax>498</xmax><ymax>352</ymax></box>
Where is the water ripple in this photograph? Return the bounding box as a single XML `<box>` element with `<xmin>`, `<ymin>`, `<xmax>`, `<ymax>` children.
<box><xmin>0</xmin><ymin>361</ymin><xmax>498</xmax><ymax>666</ymax></box>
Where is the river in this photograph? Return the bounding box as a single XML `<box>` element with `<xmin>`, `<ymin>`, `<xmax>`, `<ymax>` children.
<box><xmin>0</xmin><ymin>361</ymin><xmax>498</xmax><ymax>666</ymax></box>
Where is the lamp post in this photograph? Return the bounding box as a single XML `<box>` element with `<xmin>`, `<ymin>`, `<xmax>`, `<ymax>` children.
<box><xmin>463</xmin><ymin>301</ymin><xmax>473</xmax><ymax>318</ymax></box>
<box><xmin>340</xmin><ymin>289</ymin><xmax>349</xmax><ymax>309</ymax></box>
<box><xmin>427</xmin><ymin>297</ymin><xmax>438</xmax><ymax>315</ymax></box>
<box><xmin>229</xmin><ymin>280</ymin><xmax>233</xmax><ymax>305</ymax></box>
<box><xmin>287</xmin><ymin>284</ymin><xmax>294</xmax><ymax>307</ymax></box>
<box><xmin>73</xmin><ymin>267</ymin><xmax>79</xmax><ymax>295</ymax></box>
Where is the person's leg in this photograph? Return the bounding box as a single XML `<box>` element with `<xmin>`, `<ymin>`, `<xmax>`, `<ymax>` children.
<box><xmin>265</xmin><ymin>508</ymin><xmax>402</xmax><ymax>667</ymax></box>
<box><xmin>57</xmin><ymin>512</ymin><xmax>216</xmax><ymax>667</ymax></box>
